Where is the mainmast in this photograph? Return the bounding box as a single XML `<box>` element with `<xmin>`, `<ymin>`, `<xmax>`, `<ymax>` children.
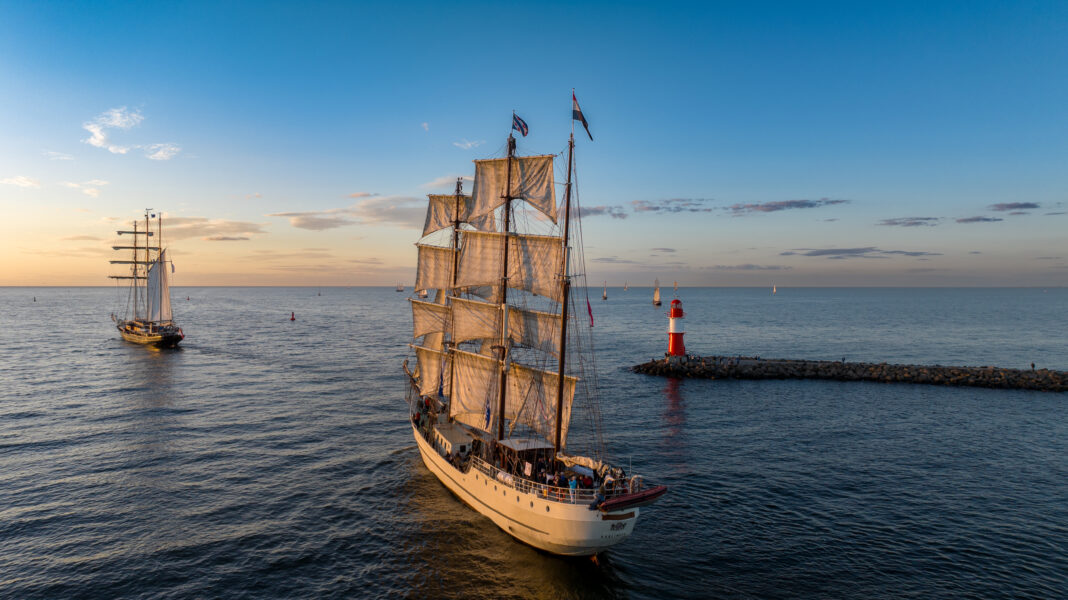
<box><xmin>554</xmin><ymin>133</ymin><xmax>575</xmax><ymax>453</ymax></box>
<box><xmin>496</xmin><ymin>134</ymin><xmax>516</xmax><ymax>441</ymax></box>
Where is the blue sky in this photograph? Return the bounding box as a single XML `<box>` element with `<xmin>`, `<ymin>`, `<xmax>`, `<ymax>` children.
<box><xmin>1</xmin><ymin>1</ymin><xmax>1065</xmax><ymax>285</ymax></box>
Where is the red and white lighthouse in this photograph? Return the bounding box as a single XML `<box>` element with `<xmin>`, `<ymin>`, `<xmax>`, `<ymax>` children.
<box><xmin>668</xmin><ymin>298</ymin><xmax>685</xmax><ymax>357</ymax></box>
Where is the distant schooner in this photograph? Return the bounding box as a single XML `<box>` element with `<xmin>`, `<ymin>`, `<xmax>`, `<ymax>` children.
<box><xmin>404</xmin><ymin>109</ymin><xmax>666</xmax><ymax>556</ymax></box>
<box><xmin>109</xmin><ymin>210</ymin><xmax>183</xmax><ymax>347</ymax></box>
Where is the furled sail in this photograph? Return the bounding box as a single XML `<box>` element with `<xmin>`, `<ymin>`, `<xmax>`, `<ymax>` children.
<box><xmin>414</xmin><ymin>346</ymin><xmax>452</xmax><ymax>397</ymax></box>
<box><xmin>451</xmin><ymin>297</ymin><xmax>560</xmax><ymax>357</ymax></box>
<box><xmin>415</xmin><ymin>244</ymin><xmax>457</xmax><ymax>292</ymax></box>
<box><xmin>455</xmin><ymin>231</ymin><xmax>563</xmax><ymax>302</ymax></box>
<box><xmin>145</xmin><ymin>250</ymin><xmax>172</xmax><ymax>322</ymax></box>
<box><xmin>470</xmin><ymin>155</ymin><xmax>557</xmax><ymax>223</ymax></box>
<box><xmin>448</xmin><ymin>350</ymin><xmax>576</xmax><ymax>444</ymax></box>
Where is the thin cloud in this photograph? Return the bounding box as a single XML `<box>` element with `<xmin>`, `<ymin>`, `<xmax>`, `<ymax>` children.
<box><xmin>453</xmin><ymin>139</ymin><xmax>485</xmax><ymax>150</ymax></box>
<box><xmin>346</xmin><ymin>195</ymin><xmax>426</xmax><ymax>228</ymax></box>
<box><xmin>83</xmin><ymin>107</ymin><xmax>143</xmax><ymax>154</ymax></box>
<box><xmin>267</xmin><ymin>212</ymin><xmax>358</xmax><ymax>231</ymax></box>
<box><xmin>422</xmin><ymin>174</ymin><xmax>473</xmax><ymax>189</ymax></box>
<box><xmin>727</xmin><ymin>198</ymin><xmax>849</xmax><ymax>215</ymax></box>
<box><xmin>956</xmin><ymin>216</ymin><xmax>1003</xmax><ymax>223</ymax></box>
<box><xmin>632</xmin><ymin>198</ymin><xmax>715</xmax><ymax>213</ymax></box>
<box><xmin>269</xmin><ymin>195</ymin><xmax>426</xmax><ymax>231</ymax></box>
<box><xmin>592</xmin><ymin>256</ymin><xmax>638</xmax><ymax>264</ymax></box>
<box><xmin>989</xmin><ymin>202</ymin><xmax>1040</xmax><ymax>211</ymax></box>
<box><xmin>1007</xmin><ymin>211</ymin><xmax>1029</xmax><ymax>216</ymax></box>
<box><xmin>204</xmin><ymin>236</ymin><xmax>250</xmax><ymax>241</ymax></box>
<box><xmin>1036</xmin><ymin>256</ymin><xmax>1062</xmax><ymax>260</ymax></box>
<box><xmin>61</xmin><ymin>235</ymin><xmax>101</xmax><ymax>241</ymax></box>
<box><xmin>0</xmin><ymin>176</ymin><xmax>40</xmax><ymax>188</ymax></box>
<box><xmin>144</xmin><ymin>143</ymin><xmax>181</xmax><ymax>161</ymax></box>
<box><xmin>160</xmin><ymin>216</ymin><xmax>267</xmax><ymax>240</ymax></box>
<box><xmin>350</xmin><ymin>257</ymin><xmax>384</xmax><ymax>265</ymax></box>
<box><xmin>969</xmin><ymin>251</ymin><xmax>982</xmax><ymax>254</ymax></box>
<box><xmin>578</xmin><ymin>205</ymin><xmax>627</xmax><ymax>219</ymax></box>
<box><xmin>62</xmin><ymin>180</ymin><xmax>109</xmax><ymax>197</ymax></box>
<box><xmin>781</xmin><ymin>247</ymin><xmax>942</xmax><ymax>259</ymax></box>
<box><xmin>651</xmin><ymin>247</ymin><xmax>676</xmax><ymax>253</ymax></box>
<box><xmin>348</xmin><ymin>192</ymin><xmax>377</xmax><ymax>199</ymax></box>
<box><xmin>43</xmin><ymin>151</ymin><xmax>74</xmax><ymax>161</ymax></box>
<box><xmin>878</xmin><ymin>217</ymin><xmax>940</xmax><ymax>227</ymax></box>
<box><xmin>1044</xmin><ymin>211</ymin><xmax>1066</xmax><ymax>216</ymax></box>
<box><xmin>704</xmin><ymin>264</ymin><xmax>793</xmax><ymax>271</ymax></box>
<box><xmin>82</xmin><ymin>107</ymin><xmax>181</xmax><ymax>159</ymax></box>
<box><xmin>421</xmin><ymin>122</ymin><xmax>429</xmax><ymax>131</ymax></box>
<box><xmin>245</xmin><ymin>192</ymin><xmax>262</xmax><ymax>200</ymax></box>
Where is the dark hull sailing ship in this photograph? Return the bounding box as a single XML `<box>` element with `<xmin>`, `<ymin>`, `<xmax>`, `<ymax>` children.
<box><xmin>404</xmin><ymin>107</ymin><xmax>666</xmax><ymax>556</ymax></box>
<box><xmin>109</xmin><ymin>210</ymin><xmax>183</xmax><ymax>348</ymax></box>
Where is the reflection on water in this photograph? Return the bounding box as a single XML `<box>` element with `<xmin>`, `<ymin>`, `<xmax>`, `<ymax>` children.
<box><xmin>660</xmin><ymin>377</ymin><xmax>688</xmax><ymax>468</ymax></box>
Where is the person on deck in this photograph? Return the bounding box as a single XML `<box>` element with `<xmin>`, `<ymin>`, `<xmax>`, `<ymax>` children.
<box><xmin>568</xmin><ymin>476</ymin><xmax>578</xmax><ymax>502</ymax></box>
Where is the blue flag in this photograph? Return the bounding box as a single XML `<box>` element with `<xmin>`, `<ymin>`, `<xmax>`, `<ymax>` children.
<box><xmin>512</xmin><ymin>114</ymin><xmax>528</xmax><ymax>137</ymax></box>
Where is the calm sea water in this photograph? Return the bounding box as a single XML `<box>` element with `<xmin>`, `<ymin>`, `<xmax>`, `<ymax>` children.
<box><xmin>1</xmin><ymin>287</ymin><xmax>1065</xmax><ymax>599</ymax></box>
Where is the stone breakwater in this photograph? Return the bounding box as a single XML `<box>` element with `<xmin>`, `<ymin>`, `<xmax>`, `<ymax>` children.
<box><xmin>632</xmin><ymin>355</ymin><xmax>1068</xmax><ymax>392</ymax></box>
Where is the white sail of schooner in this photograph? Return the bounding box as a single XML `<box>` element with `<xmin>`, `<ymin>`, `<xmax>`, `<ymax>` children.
<box><xmin>653</xmin><ymin>278</ymin><xmax>662</xmax><ymax>306</ymax></box>
<box><xmin>404</xmin><ymin>113</ymin><xmax>666</xmax><ymax>556</ymax></box>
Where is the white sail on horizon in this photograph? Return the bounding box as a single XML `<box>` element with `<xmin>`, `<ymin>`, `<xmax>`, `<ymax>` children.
<box><xmin>145</xmin><ymin>249</ymin><xmax>172</xmax><ymax>322</ymax></box>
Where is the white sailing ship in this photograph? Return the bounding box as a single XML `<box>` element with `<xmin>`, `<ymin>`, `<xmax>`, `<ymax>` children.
<box><xmin>404</xmin><ymin>118</ymin><xmax>666</xmax><ymax>556</ymax></box>
<box><xmin>109</xmin><ymin>210</ymin><xmax>183</xmax><ymax>347</ymax></box>
<box><xmin>653</xmin><ymin>279</ymin><xmax>662</xmax><ymax>306</ymax></box>
<box><xmin>602</xmin><ymin>281</ymin><xmax>607</xmax><ymax>301</ymax></box>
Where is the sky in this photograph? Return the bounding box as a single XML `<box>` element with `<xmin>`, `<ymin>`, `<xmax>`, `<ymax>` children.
<box><xmin>1</xmin><ymin>1</ymin><xmax>1066</xmax><ymax>287</ymax></box>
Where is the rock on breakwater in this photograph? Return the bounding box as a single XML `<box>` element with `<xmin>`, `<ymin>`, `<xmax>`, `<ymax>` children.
<box><xmin>631</xmin><ymin>355</ymin><xmax>1068</xmax><ymax>392</ymax></box>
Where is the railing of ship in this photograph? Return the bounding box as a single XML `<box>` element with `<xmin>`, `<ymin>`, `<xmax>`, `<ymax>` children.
<box><xmin>468</xmin><ymin>456</ymin><xmax>629</xmax><ymax>505</ymax></box>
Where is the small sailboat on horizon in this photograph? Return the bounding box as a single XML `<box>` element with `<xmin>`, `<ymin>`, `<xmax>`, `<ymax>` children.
<box><xmin>653</xmin><ymin>278</ymin><xmax>662</xmax><ymax>306</ymax></box>
<box><xmin>108</xmin><ymin>209</ymin><xmax>184</xmax><ymax>348</ymax></box>
<box><xmin>602</xmin><ymin>281</ymin><xmax>607</xmax><ymax>301</ymax></box>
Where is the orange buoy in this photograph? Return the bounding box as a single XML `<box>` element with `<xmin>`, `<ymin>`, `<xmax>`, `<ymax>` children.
<box><xmin>668</xmin><ymin>298</ymin><xmax>685</xmax><ymax>357</ymax></box>
<box><xmin>290</xmin><ymin>311</ymin><xmax>295</xmax><ymax>321</ymax></box>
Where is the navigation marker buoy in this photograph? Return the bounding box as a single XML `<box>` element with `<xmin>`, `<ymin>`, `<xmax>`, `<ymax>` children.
<box><xmin>290</xmin><ymin>311</ymin><xmax>295</xmax><ymax>321</ymax></box>
<box><xmin>668</xmin><ymin>298</ymin><xmax>685</xmax><ymax>357</ymax></box>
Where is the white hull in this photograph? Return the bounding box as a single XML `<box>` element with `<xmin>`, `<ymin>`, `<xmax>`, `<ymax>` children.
<box><xmin>412</xmin><ymin>423</ymin><xmax>639</xmax><ymax>556</ymax></box>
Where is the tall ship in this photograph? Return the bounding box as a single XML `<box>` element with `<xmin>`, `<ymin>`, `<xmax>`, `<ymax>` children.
<box><xmin>109</xmin><ymin>210</ymin><xmax>184</xmax><ymax>347</ymax></box>
<box><xmin>653</xmin><ymin>279</ymin><xmax>662</xmax><ymax>306</ymax></box>
<box><xmin>404</xmin><ymin>111</ymin><xmax>666</xmax><ymax>556</ymax></box>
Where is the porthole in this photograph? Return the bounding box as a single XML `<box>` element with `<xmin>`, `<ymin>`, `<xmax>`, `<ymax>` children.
<box><xmin>545</xmin><ymin>506</ymin><xmax>550</xmax><ymax>512</ymax></box>
<box><xmin>530</xmin><ymin>501</ymin><xmax>534</xmax><ymax>507</ymax></box>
